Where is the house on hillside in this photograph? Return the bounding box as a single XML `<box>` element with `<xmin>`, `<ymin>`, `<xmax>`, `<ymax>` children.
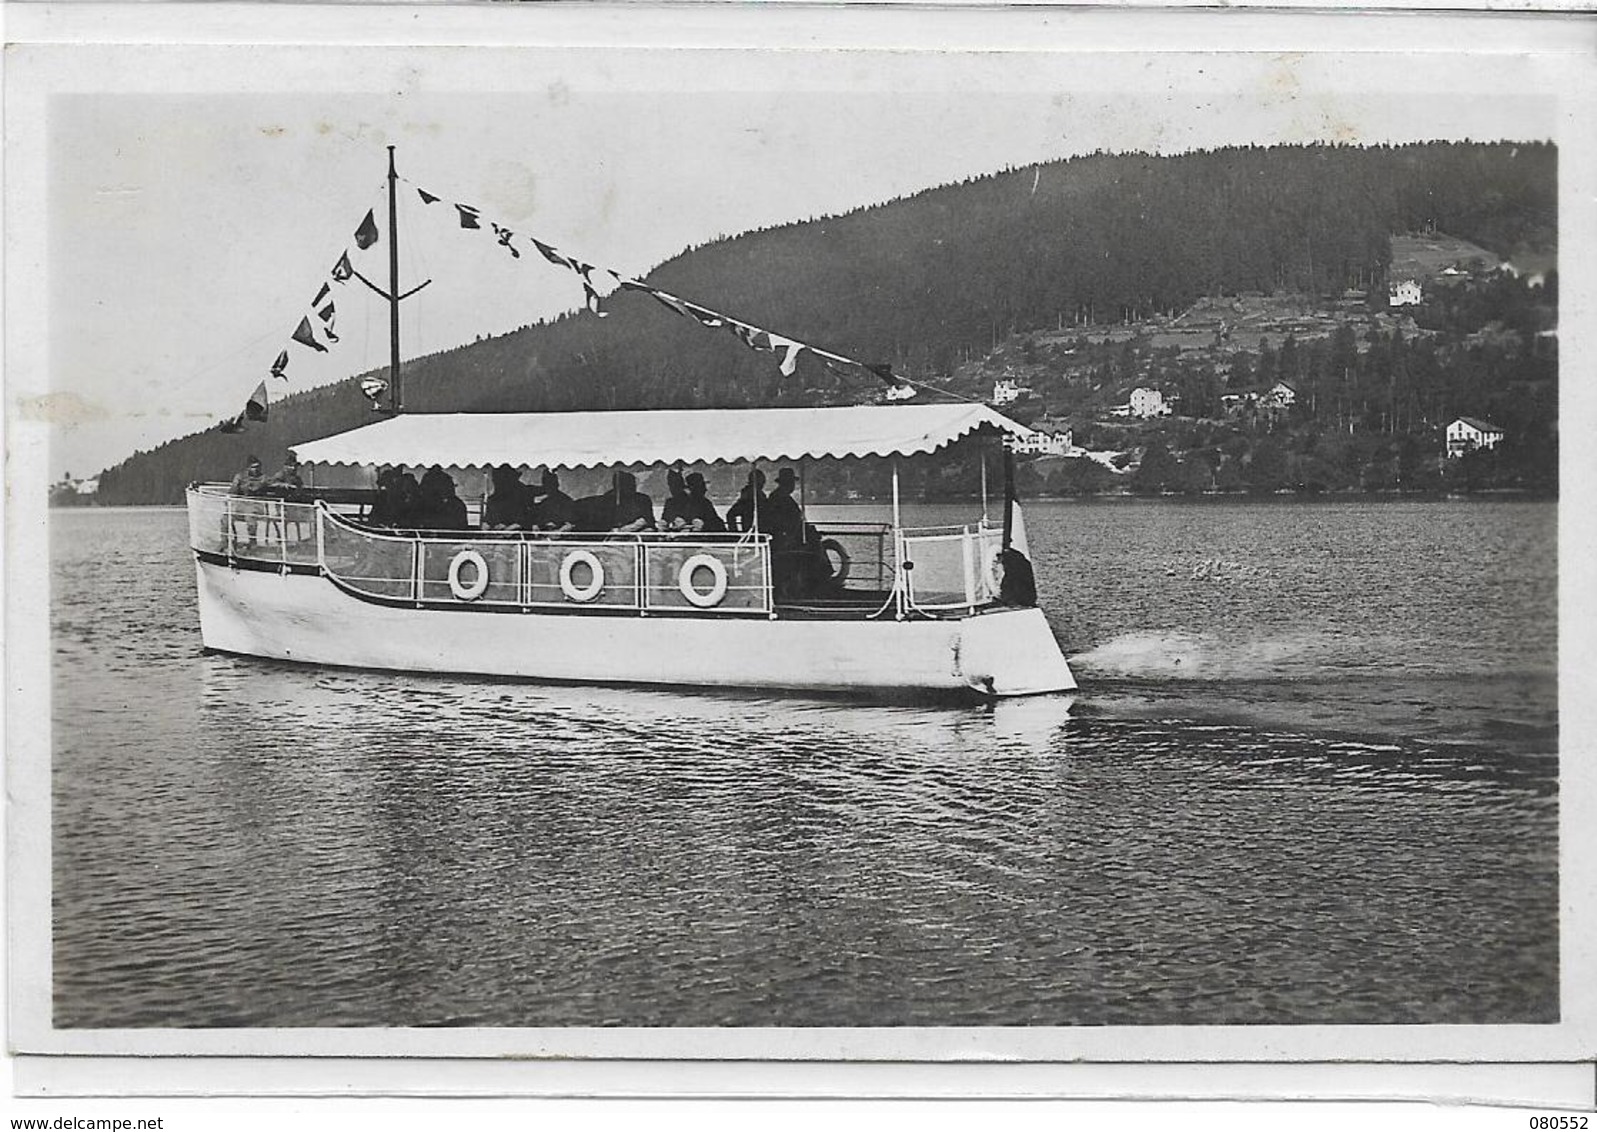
<box><xmin>1446</xmin><ymin>417</ymin><xmax>1507</xmax><ymax>458</ymax></box>
<box><xmin>1389</xmin><ymin>279</ymin><xmax>1423</xmax><ymax>306</ymax></box>
<box><xmin>1007</xmin><ymin>428</ymin><xmax>1073</xmax><ymax>456</ymax></box>
<box><xmin>992</xmin><ymin>379</ymin><xmax>1027</xmax><ymax>406</ymax></box>
<box><xmin>1260</xmin><ymin>382</ymin><xmax>1297</xmax><ymax>411</ymax></box>
<box><xmin>1127</xmin><ymin>387</ymin><xmax>1171</xmax><ymax>419</ymax></box>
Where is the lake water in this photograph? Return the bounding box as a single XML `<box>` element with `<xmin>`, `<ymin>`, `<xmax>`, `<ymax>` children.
<box><xmin>49</xmin><ymin>500</ymin><xmax>1558</xmax><ymax>1027</ymax></box>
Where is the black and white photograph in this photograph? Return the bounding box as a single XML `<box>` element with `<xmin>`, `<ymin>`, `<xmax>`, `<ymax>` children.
<box><xmin>5</xmin><ymin>2</ymin><xmax>1594</xmax><ymax>1108</ymax></box>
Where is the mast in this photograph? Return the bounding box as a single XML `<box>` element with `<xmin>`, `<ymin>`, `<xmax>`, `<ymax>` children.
<box><xmin>387</xmin><ymin>145</ymin><xmax>402</xmax><ymax>414</ymax></box>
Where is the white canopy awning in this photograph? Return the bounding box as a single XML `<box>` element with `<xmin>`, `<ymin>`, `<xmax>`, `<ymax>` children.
<box><xmin>293</xmin><ymin>403</ymin><xmax>1030</xmax><ymax>470</ymax></box>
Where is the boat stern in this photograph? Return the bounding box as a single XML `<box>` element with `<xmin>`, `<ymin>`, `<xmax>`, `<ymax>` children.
<box><xmin>955</xmin><ymin>606</ymin><xmax>1077</xmax><ymax>697</ymax></box>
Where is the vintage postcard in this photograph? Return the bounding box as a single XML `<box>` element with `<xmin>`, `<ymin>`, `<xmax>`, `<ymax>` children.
<box><xmin>5</xmin><ymin>0</ymin><xmax>1593</xmax><ymax>1105</ymax></box>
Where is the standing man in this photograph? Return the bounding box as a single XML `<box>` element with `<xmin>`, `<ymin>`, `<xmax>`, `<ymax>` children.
<box><xmin>227</xmin><ymin>455</ymin><xmax>267</xmax><ymax>552</ymax></box>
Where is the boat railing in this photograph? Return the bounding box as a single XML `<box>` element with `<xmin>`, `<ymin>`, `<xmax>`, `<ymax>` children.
<box><xmin>313</xmin><ymin>505</ymin><xmax>772</xmax><ymax>615</ymax></box>
<box><xmin>895</xmin><ymin>522</ymin><xmax>1005</xmax><ymax>613</ymax></box>
<box><xmin>186</xmin><ymin>486</ymin><xmax>322</xmax><ymax>567</ymax></box>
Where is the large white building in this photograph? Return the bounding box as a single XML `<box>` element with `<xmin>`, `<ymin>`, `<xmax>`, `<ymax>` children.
<box><xmin>1128</xmin><ymin>387</ymin><xmax>1170</xmax><ymax>419</ymax></box>
<box><xmin>992</xmin><ymin>378</ymin><xmax>1027</xmax><ymax>406</ymax></box>
<box><xmin>1446</xmin><ymin>417</ymin><xmax>1507</xmax><ymax>458</ymax></box>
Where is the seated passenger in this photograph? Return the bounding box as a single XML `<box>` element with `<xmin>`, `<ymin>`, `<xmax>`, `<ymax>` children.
<box><xmin>528</xmin><ymin>470</ymin><xmax>575</xmax><ymax>533</ymax></box>
<box><xmin>660</xmin><ymin>469</ymin><xmax>694</xmax><ymax>532</ymax></box>
<box><xmin>417</xmin><ymin>466</ymin><xmax>468</xmax><ymax>530</ymax></box>
<box><xmin>483</xmin><ymin>465</ymin><xmax>527</xmax><ymax>530</ymax></box>
<box><xmin>394</xmin><ymin>472</ymin><xmax>422</xmax><ymax>529</ymax></box>
<box><xmin>367</xmin><ymin>467</ymin><xmax>405</xmax><ymax>526</ymax></box>
<box><xmin>726</xmin><ymin>470</ymin><xmax>767</xmax><ymax>533</ymax></box>
<box><xmin>685</xmin><ymin>472</ymin><xmax>727</xmax><ymax>533</ymax></box>
<box><xmin>610</xmin><ymin>470</ymin><xmax>655</xmax><ymax>533</ymax></box>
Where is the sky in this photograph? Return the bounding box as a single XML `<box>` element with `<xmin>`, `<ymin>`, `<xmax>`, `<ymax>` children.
<box><xmin>17</xmin><ymin>38</ymin><xmax>1567</xmax><ymax>479</ymax></box>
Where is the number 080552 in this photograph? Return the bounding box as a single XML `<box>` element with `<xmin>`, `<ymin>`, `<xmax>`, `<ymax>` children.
<box><xmin>1529</xmin><ymin>1119</ymin><xmax>1588</xmax><ymax>1129</ymax></box>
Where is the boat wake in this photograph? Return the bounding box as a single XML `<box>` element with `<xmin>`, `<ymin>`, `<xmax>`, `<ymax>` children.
<box><xmin>1068</xmin><ymin>630</ymin><xmax>1325</xmax><ymax>682</ymax></box>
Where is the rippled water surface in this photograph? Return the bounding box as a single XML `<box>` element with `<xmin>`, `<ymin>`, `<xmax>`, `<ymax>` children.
<box><xmin>51</xmin><ymin>501</ymin><xmax>1557</xmax><ymax>1027</ymax></box>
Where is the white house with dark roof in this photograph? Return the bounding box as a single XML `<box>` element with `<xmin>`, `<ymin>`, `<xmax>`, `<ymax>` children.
<box><xmin>1260</xmin><ymin>381</ymin><xmax>1297</xmax><ymax>411</ymax></box>
<box><xmin>1446</xmin><ymin>417</ymin><xmax>1507</xmax><ymax>458</ymax></box>
<box><xmin>1389</xmin><ymin>279</ymin><xmax>1423</xmax><ymax>306</ymax></box>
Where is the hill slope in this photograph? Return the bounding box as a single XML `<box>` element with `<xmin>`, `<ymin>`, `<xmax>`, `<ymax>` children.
<box><xmin>96</xmin><ymin>141</ymin><xmax>1555</xmax><ymax>503</ymax></box>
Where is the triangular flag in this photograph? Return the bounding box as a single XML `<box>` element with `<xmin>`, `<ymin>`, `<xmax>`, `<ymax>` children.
<box><xmin>354</xmin><ymin>210</ymin><xmax>379</xmax><ymax>250</ymax></box>
<box><xmin>317</xmin><ymin>301</ymin><xmax>340</xmax><ymax>343</ymax></box>
<box><xmin>868</xmin><ymin>363</ymin><xmax>896</xmax><ymax>383</ymax></box>
<box><xmin>292</xmin><ymin>315</ymin><xmax>329</xmax><ymax>353</ymax></box>
<box><xmin>312</xmin><ymin>283</ymin><xmax>330</xmax><ymax>307</ymax></box>
<box><xmin>456</xmin><ymin>204</ymin><xmax>481</xmax><ymax>229</ymax></box>
<box><xmin>331</xmin><ymin>252</ymin><xmax>353</xmax><ymax>282</ymax></box>
<box><xmin>218</xmin><ymin>412</ymin><xmax>247</xmax><ymax>434</ymax></box>
<box><xmin>491</xmin><ymin>223</ymin><xmax>521</xmax><ymax>258</ymax></box>
<box><xmin>531</xmin><ymin>238</ymin><xmax>575</xmax><ymax>270</ymax></box>
<box><xmin>245</xmin><ymin>381</ymin><xmax>269</xmax><ymax>422</ymax></box>
<box><xmin>769</xmin><ymin>332</ymin><xmax>805</xmax><ymax>377</ymax></box>
<box><xmin>418</xmin><ymin>187</ymin><xmax>440</xmax><ymax>205</ymax></box>
<box><xmin>270</xmin><ymin>350</ymin><xmax>289</xmax><ymax>379</ymax></box>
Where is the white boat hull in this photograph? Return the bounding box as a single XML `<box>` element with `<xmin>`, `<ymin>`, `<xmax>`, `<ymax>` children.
<box><xmin>194</xmin><ymin>559</ymin><xmax>1076</xmax><ymax>697</ymax></box>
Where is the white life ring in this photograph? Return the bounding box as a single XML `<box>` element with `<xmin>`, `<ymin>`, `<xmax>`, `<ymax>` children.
<box><xmin>448</xmin><ymin>549</ymin><xmax>490</xmax><ymax>601</ymax></box>
<box><xmin>678</xmin><ymin>553</ymin><xmax>729</xmax><ymax>608</ymax></box>
<box><xmin>559</xmin><ymin>549</ymin><xmax>606</xmax><ymax>603</ymax></box>
<box><xmin>819</xmin><ymin>537</ymin><xmax>851</xmax><ymax>585</ymax></box>
<box><xmin>983</xmin><ymin>544</ymin><xmax>1004</xmax><ymax>597</ymax></box>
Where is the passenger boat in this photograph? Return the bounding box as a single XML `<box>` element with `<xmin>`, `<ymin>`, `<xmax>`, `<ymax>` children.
<box><xmin>183</xmin><ymin>151</ymin><xmax>1077</xmax><ymax>698</ymax></box>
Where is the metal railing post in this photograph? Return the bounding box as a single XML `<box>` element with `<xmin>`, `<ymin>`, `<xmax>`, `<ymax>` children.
<box><xmin>961</xmin><ymin>526</ymin><xmax>977</xmax><ymax>612</ymax></box>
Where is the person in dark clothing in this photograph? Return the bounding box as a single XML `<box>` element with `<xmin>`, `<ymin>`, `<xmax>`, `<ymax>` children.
<box><xmin>726</xmin><ymin>469</ymin><xmax>767</xmax><ymax>533</ymax></box>
<box><xmin>417</xmin><ymin>466</ymin><xmax>467</xmax><ymax>530</ymax></box>
<box><xmin>684</xmin><ymin>472</ymin><xmax>726</xmax><ymax>533</ymax></box>
<box><xmin>394</xmin><ymin>472</ymin><xmax>422</xmax><ymax>528</ymax></box>
<box><xmin>661</xmin><ymin>469</ymin><xmax>694</xmax><ymax>532</ymax></box>
<box><xmin>367</xmin><ymin>467</ymin><xmax>402</xmax><ymax>526</ymax></box>
<box><xmin>528</xmin><ymin>470</ymin><xmax>575</xmax><ymax>532</ymax></box>
<box><xmin>997</xmin><ymin>548</ymin><xmax>1038</xmax><ymax>607</ymax></box>
<box><xmin>483</xmin><ymin>465</ymin><xmax>527</xmax><ymax>530</ymax></box>
<box><xmin>765</xmin><ymin>467</ymin><xmax>805</xmax><ymax>552</ymax></box>
<box><xmin>765</xmin><ymin>467</ymin><xmax>808</xmax><ymax>599</ymax></box>
<box><xmin>610</xmin><ymin>470</ymin><xmax>655</xmax><ymax>533</ymax></box>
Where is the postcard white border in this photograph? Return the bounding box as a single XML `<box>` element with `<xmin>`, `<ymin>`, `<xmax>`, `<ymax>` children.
<box><xmin>6</xmin><ymin>0</ymin><xmax>1595</xmax><ymax>1088</ymax></box>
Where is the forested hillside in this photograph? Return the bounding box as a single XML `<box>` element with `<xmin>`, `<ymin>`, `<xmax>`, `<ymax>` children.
<box><xmin>96</xmin><ymin>141</ymin><xmax>1555</xmax><ymax>503</ymax></box>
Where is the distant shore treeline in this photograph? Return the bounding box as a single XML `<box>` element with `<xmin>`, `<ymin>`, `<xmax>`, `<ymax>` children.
<box><xmin>96</xmin><ymin>141</ymin><xmax>1555</xmax><ymax>504</ymax></box>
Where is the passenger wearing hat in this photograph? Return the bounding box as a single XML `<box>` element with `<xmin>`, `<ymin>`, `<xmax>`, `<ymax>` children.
<box><xmin>267</xmin><ymin>453</ymin><xmax>303</xmax><ymax>492</ymax></box>
<box><xmin>684</xmin><ymin>472</ymin><xmax>726</xmax><ymax>533</ymax></box>
<box><xmin>660</xmin><ymin>468</ymin><xmax>695</xmax><ymax>532</ymax></box>
<box><xmin>528</xmin><ymin>469</ymin><xmax>574</xmax><ymax>532</ymax></box>
<box><xmin>765</xmin><ymin>467</ymin><xmax>807</xmax><ymax>599</ymax></box>
<box><xmin>226</xmin><ymin>454</ymin><xmax>268</xmax><ymax>550</ymax></box>
<box><xmin>368</xmin><ymin>467</ymin><xmax>403</xmax><ymax>527</ymax></box>
<box><xmin>229</xmin><ymin>454</ymin><xmax>267</xmax><ymax>496</ymax></box>
<box><xmin>609</xmin><ymin>470</ymin><xmax>656</xmax><ymax>533</ymax></box>
<box><xmin>765</xmin><ymin>467</ymin><xmax>805</xmax><ymax>551</ymax></box>
<box><xmin>726</xmin><ymin>469</ymin><xmax>767</xmax><ymax>534</ymax></box>
<box><xmin>483</xmin><ymin>464</ymin><xmax>527</xmax><ymax>530</ymax></box>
